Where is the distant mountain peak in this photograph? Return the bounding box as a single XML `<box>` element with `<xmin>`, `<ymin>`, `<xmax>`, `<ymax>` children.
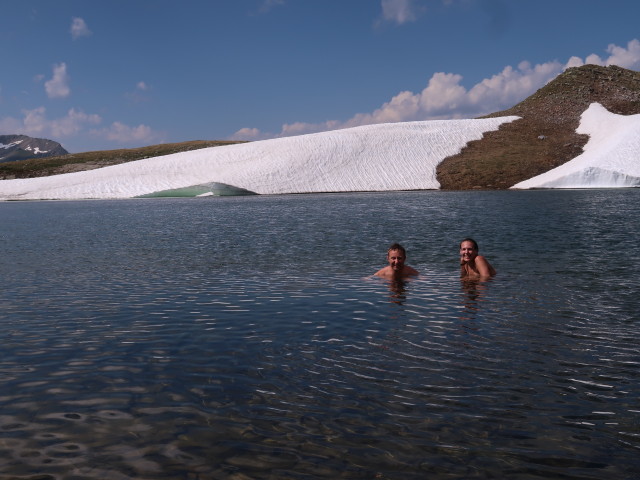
<box><xmin>0</xmin><ymin>134</ymin><xmax>68</xmax><ymax>163</ymax></box>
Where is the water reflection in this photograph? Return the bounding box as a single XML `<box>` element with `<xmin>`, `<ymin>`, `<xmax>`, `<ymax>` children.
<box><xmin>459</xmin><ymin>277</ymin><xmax>493</xmax><ymax>321</ymax></box>
<box><xmin>386</xmin><ymin>278</ymin><xmax>408</xmax><ymax>304</ymax></box>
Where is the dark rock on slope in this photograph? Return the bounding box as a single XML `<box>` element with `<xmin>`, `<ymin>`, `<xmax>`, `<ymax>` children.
<box><xmin>436</xmin><ymin>64</ymin><xmax>640</xmax><ymax>189</ymax></box>
<box><xmin>0</xmin><ymin>135</ymin><xmax>69</xmax><ymax>163</ymax></box>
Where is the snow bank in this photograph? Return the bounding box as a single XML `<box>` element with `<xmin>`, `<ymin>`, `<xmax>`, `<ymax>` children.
<box><xmin>512</xmin><ymin>103</ymin><xmax>640</xmax><ymax>189</ymax></box>
<box><xmin>0</xmin><ymin>118</ymin><xmax>516</xmax><ymax>200</ymax></box>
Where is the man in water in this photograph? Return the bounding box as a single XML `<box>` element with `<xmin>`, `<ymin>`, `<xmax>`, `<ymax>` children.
<box><xmin>374</xmin><ymin>243</ymin><xmax>419</xmax><ymax>279</ymax></box>
<box><xmin>459</xmin><ymin>238</ymin><xmax>496</xmax><ymax>279</ymax></box>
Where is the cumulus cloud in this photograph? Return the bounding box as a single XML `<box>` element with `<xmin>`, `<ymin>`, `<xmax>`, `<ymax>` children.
<box><xmin>0</xmin><ymin>107</ymin><xmax>100</xmax><ymax>138</ymax></box>
<box><xmin>92</xmin><ymin>122</ymin><xmax>161</xmax><ymax>145</ymax></box>
<box><xmin>0</xmin><ymin>106</ymin><xmax>161</xmax><ymax>149</ymax></box>
<box><xmin>230</xmin><ymin>128</ymin><xmax>263</xmax><ymax>141</ymax></box>
<box><xmin>45</xmin><ymin>63</ymin><xmax>71</xmax><ymax>99</ymax></box>
<box><xmin>599</xmin><ymin>39</ymin><xmax>640</xmax><ymax>69</ymax></box>
<box><xmin>231</xmin><ymin>39</ymin><xmax>640</xmax><ymax>141</ymax></box>
<box><xmin>558</xmin><ymin>40</ymin><xmax>640</xmax><ymax>71</ymax></box>
<box><xmin>70</xmin><ymin>17</ymin><xmax>92</xmax><ymax>40</ymax></box>
<box><xmin>50</xmin><ymin>109</ymin><xmax>102</xmax><ymax>137</ymax></box>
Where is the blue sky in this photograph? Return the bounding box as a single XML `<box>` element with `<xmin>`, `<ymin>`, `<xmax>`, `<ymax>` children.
<box><xmin>2</xmin><ymin>0</ymin><xmax>640</xmax><ymax>153</ymax></box>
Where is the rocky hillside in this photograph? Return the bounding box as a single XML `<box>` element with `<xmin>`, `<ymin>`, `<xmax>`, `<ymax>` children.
<box><xmin>0</xmin><ymin>135</ymin><xmax>68</xmax><ymax>163</ymax></box>
<box><xmin>437</xmin><ymin>64</ymin><xmax>640</xmax><ymax>189</ymax></box>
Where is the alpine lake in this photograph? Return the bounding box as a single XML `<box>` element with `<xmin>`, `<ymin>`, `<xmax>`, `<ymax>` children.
<box><xmin>0</xmin><ymin>189</ymin><xmax>638</xmax><ymax>479</ymax></box>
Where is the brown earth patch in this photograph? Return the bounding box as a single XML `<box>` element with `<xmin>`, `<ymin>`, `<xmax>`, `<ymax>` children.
<box><xmin>436</xmin><ymin>64</ymin><xmax>640</xmax><ymax>189</ymax></box>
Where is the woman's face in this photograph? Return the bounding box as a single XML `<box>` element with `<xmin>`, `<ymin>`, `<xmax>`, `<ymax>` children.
<box><xmin>460</xmin><ymin>241</ymin><xmax>478</xmax><ymax>263</ymax></box>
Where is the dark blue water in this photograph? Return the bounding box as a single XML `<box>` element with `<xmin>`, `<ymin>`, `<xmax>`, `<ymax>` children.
<box><xmin>0</xmin><ymin>190</ymin><xmax>638</xmax><ymax>479</ymax></box>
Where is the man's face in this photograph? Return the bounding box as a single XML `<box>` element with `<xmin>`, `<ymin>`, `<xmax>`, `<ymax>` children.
<box><xmin>387</xmin><ymin>249</ymin><xmax>406</xmax><ymax>272</ymax></box>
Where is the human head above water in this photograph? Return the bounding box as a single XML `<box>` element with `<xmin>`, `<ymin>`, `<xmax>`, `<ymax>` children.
<box><xmin>460</xmin><ymin>238</ymin><xmax>479</xmax><ymax>251</ymax></box>
<box><xmin>387</xmin><ymin>243</ymin><xmax>407</xmax><ymax>258</ymax></box>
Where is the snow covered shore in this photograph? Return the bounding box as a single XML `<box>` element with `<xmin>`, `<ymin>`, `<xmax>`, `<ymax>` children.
<box><xmin>0</xmin><ymin>102</ymin><xmax>638</xmax><ymax>200</ymax></box>
<box><xmin>0</xmin><ymin>118</ymin><xmax>516</xmax><ymax>200</ymax></box>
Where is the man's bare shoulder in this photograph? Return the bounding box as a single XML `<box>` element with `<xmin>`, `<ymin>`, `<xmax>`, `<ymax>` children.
<box><xmin>404</xmin><ymin>266</ymin><xmax>419</xmax><ymax>276</ymax></box>
<box><xmin>374</xmin><ymin>266</ymin><xmax>393</xmax><ymax>278</ymax></box>
<box><xmin>373</xmin><ymin>265</ymin><xmax>418</xmax><ymax>279</ymax></box>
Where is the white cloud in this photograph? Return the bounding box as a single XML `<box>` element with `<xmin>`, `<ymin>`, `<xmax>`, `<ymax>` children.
<box><xmin>50</xmin><ymin>109</ymin><xmax>102</xmax><ymax>137</ymax></box>
<box><xmin>603</xmin><ymin>39</ymin><xmax>640</xmax><ymax>69</ymax></box>
<box><xmin>70</xmin><ymin>17</ymin><xmax>92</xmax><ymax>40</ymax></box>
<box><xmin>20</xmin><ymin>107</ymin><xmax>48</xmax><ymax>135</ymax></box>
<box><xmin>232</xmin><ymin>39</ymin><xmax>640</xmax><ymax>141</ymax></box>
<box><xmin>565</xmin><ymin>40</ymin><xmax>640</xmax><ymax>71</ymax></box>
<box><xmin>565</xmin><ymin>56</ymin><xmax>585</xmax><ymax>69</ymax></box>
<box><xmin>0</xmin><ymin>107</ymin><xmax>100</xmax><ymax>139</ymax></box>
<box><xmin>45</xmin><ymin>63</ymin><xmax>71</xmax><ymax>99</ymax></box>
<box><xmin>230</xmin><ymin>127</ymin><xmax>263</xmax><ymax>141</ymax></box>
<box><xmin>378</xmin><ymin>0</ymin><xmax>424</xmax><ymax>25</ymax></box>
<box><xmin>0</xmin><ymin>107</ymin><xmax>159</xmax><ymax>148</ymax></box>
<box><xmin>92</xmin><ymin>122</ymin><xmax>161</xmax><ymax>145</ymax></box>
<box><xmin>1</xmin><ymin>100</ymin><xmax>162</xmax><ymax>149</ymax></box>
<box><xmin>126</xmin><ymin>81</ymin><xmax>152</xmax><ymax>103</ymax></box>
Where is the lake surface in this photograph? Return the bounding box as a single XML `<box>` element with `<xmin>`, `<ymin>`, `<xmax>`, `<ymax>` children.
<box><xmin>0</xmin><ymin>190</ymin><xmax>638</xmax><ymax>479</ymax></box>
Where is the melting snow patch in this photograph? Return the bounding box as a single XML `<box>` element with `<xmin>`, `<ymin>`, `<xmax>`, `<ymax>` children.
<box><xmin>513</xmin><ymin>103</ymin><xmax>640</xmax><ymax>189</ymax></box>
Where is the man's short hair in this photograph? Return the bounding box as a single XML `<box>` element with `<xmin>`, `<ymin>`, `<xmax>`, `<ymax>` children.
<box><xmin>387</xmin><ymin>243</ymin><xmax>406</xmax><ymax>257</ymax></box>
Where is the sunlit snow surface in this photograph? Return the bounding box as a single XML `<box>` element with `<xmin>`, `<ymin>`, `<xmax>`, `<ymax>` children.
<box><xmin>0</xmin><ymin>118</ymin><xmax>517</xmax><ymax>200</ymax></box>
<box><xmin>513</xmin><ymin>103</ymin><xmax>640</xmax><ymax>189</ymax></box>
<box><xmin>3</xmin><ymin>103</ymin><xmax>637</xmax><ymax>200</ymax></box>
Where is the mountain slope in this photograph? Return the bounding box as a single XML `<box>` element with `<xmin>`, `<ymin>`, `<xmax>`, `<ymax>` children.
<box><xmin>0</xmin><ymin>135</ymin><xmax>68</xmax><ymax>163</ymax></box>
<box><xmin>436</xmin><ymin>64</ymin><xmax>640</xmax><ymax>189</ymax></box>
<box><xmin>0</xmin><ymin>118</ymin><xmax>518</xmax><ymax>200</ymax></box>
<box><xmin>2</xmin><ymin>65</ymin><xmax>640</xmax><ymax>190</ymax></box>
<box><xmin>0</xmin><ymin>140</ymin><xmax>243</xmax><ymax>179</ymax></box>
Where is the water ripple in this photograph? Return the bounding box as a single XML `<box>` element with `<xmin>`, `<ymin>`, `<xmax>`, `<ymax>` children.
<box><xmin>0</xmin><ymin>192</ymin><xmax>639</xmax><ymax>478</ymax></box>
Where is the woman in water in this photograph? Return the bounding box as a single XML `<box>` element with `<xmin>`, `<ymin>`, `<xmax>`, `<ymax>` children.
<box><xmin>459</xmin><ymin>238</ymin><xmax>496</xmax><ymax>279</ymax></box>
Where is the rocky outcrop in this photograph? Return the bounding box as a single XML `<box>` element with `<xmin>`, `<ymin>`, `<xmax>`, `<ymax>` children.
<box><xmin>0</xmin><ymin>135</ymin><xmax>69</xmax><ymax>163</ymax></box>
<box><xmin>436</xmin><ymin>64</ymin><xmax>640</xmax><ymax>189</ymax></box>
